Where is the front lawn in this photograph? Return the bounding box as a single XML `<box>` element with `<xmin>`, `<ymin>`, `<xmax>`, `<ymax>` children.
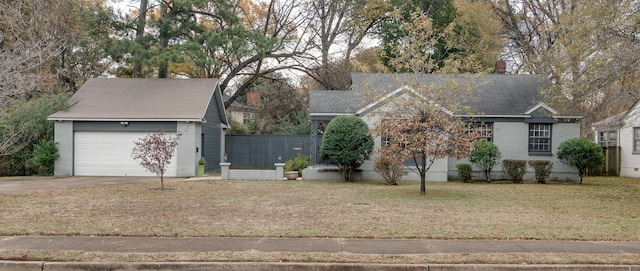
<box><xmin>1</xmin><ymin>177</ymin><xmax>639</xmax><ymax>241</ymax></box>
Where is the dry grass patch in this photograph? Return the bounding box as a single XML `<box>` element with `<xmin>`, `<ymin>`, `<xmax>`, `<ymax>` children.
<box><xmin>0</xmin><ymin>177</ymin><xmax>639</xmax><ymax>240</ymax></box>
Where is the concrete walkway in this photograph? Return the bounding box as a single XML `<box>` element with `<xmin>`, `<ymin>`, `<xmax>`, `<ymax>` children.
<box><xmin>2</xmin><ymin>235</ymin><xmax>640</xmax><ymax>255</ymax></box>
<box><xmin>1</xmin><ymin>236</ymin><xmax>640</xmax><ymax>271</ymax></box>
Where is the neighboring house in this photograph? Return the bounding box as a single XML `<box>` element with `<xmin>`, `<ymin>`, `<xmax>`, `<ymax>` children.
<box><xmin>48</xmin><ymin>78</ymin><xmax>228</xmax><ymax>177</ymax></box>
<box><xmin>223</xmin><ymin>92</ymin><xmax>258</xmax><ymax>125</ymax></box>
<box><xmin>591</xmin><ymin>100</ymin><xmax>640</xmax><ymax>178</ymax></box>
<box><xmin>305</xmin><ymin>72</ymin><xmax>581</xmax><ymax>182</ymax></box>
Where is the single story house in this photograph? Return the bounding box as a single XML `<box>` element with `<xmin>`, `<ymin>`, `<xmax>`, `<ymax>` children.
<box><xmin>305</xmin><ymin>72</ymin><xmax>581</xmax><ymax>182</ymax></box>
<box><xmin>48</xmin><ymin>78</ymin><xmax>228</xmax><ymax>177</ymax></box>
<box><xmin>591</xmin><ymin>100</ymin><xmax>640</xmax><ymax>178</ymax></box>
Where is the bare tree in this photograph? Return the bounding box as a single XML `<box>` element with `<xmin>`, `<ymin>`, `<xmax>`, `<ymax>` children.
<box><xmin>491</xmin><ymin>0</ymin><xmax>640</xmax><ymax>135</ymax></box>
<box><xmin>132</xmin><ymin>130</ymin><xmax>181</xmax><ymax>190</ymax></box>
<box><xmin>489</xmin><ymin>0</ymin><xmax>574</xmax><ymax>75</ymax></box>
<box><xmin>218</xmin><ymin>0</ymin><xmax>315</xmax><ymax>107</ymax></box>
<box><xmin>303</xmin><ymin>0</ymin><xmax>387</xmax><ymax>89</ymax></box>
<box><xmin>0</xmin><ymin>0</ymin><xmax>72</xmax><ymax>105</ymax></box>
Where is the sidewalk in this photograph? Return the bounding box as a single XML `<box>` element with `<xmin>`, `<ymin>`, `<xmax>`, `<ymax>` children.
<box><xmin>1</xmin><ymin>236</ymin><xmax>640</xmax><ymax>271</ymax></box>
<box><xmin>2</xmin><ymin>235</ymin><xmax>640</xmax><ymax>254</ymax></box>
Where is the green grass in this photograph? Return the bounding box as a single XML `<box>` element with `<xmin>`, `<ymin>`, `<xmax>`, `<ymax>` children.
<box><xmin>1</xmin><ymin>177</ymin><xmax>639</xmax><ymax>241</ymax></box>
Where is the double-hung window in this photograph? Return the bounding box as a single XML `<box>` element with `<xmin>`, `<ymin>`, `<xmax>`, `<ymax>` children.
<box><xmin>634</xmin><ymin>128</ymin><xmax>640</xmax><ymax>153</ymax></box>
<box><xmin>529</xmin><ymin>123</ymin><xmax>551</xmax><ymax>153</ymax></box>
<box><xmin>470</xmin><ymin>122</ymin><xmax>493</xmax><ymax>142</ymax></box>
<box><xmin>598</xmin><ymin>131</ymin><xmax>617</xmax><ymax>147</ymax></box>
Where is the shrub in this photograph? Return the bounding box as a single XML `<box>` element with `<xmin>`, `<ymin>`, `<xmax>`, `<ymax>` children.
<box><xmin>503</xmin><ymin>159</ymin><xmax>527</xmax><ymax>183</ymax></box>
<box><xmin>30</xmin><ymin>138</ymin><xmax>58</xmax><ymax>175</ymax></box>
<box><xmin>469</xmin><ymin>140</ymin><xmax>501</xmax><ymax>182</ymax></box>
<box><xmin>456</xmin><ymin>163</ymin><xmax>473</xmax><ymax>183</ymax></box>
<box><xmin>285</xmin><ymin>153</ymin><xmax>310</xmax><ymax>174</ymax></box>
<box><xmin>557</xmin><ymin>137</ymin><xmax>605</xmax><ymax>184</ymax></box>
<box><xmin>373</xmin><ymin>153</ymin><xmax>404</xmax><ymax>185</ymax></box>
<box><xmin>528</xmin><ymin>160</ymin><xmax>553</xmax><ymax>184</ymax></box>
<box><xmin>320</xmin><ymin>115</ymin><xmax>374</xmax><ymax>182</ymax></box>
<box><xmin>226</xmin><ymin>119</ymin><xmax>249</xmax><ymax>134</ymax></box>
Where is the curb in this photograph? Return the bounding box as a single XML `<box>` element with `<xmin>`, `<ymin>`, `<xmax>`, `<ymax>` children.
<box><xmin>3</xmin><ymin>261</ymin><xmax>640</xmax><ymax>271</ymax></box>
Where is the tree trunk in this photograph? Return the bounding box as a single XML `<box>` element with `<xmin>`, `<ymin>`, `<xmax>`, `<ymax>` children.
<box><xmin>420</xmin><ymin>152</ymin><xmax>427</xmax><ymax>195</ymax></box>
<box><xmin>344</xmin><ymin>165</ymin><xmax>354</xmax><ymax>182</ymax></box>
<box><xmin>133</xmin><ymin>0</ymin><xmax>148</xmax><ymax>77</ymax></box>
<box><xmin>579</xmin><ymin>170</ymin><xmax>584</xmax><ymax>184</ymax></box>
<box><xmin>158</xmin><ymin>3</ymin><xmax>170</xmax><ymax>78</ymax></box>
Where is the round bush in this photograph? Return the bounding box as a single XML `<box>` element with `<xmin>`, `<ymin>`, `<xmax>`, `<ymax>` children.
<box><xmin>557</xmin><ymin>137</ymin><xmax>604</xmax><ymax>184</ymax></box>
<box><xmin>320</xmin><ymin>115</ymin><xmax>374</xmax><ymax>181</ymax></box>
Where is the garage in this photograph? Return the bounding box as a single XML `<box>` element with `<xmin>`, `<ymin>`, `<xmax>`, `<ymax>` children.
<box><xmin>73</xmin><ymin>131</ymin><xmax>177</xmax><ymax>177</ymax></box>
<box><xmin>48</xmin><ymin>78</ymin><xmax>229</xmax><ymax>177</ymax></box>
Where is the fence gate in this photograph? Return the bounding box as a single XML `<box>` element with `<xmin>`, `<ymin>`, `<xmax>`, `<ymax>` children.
<box><xmin>225</xmin><ymin>135</ymin><xmax>310</xmax><ymax>169</ymax></box>
<box><xmin>603</xmin><ymin>146</ymin><xmax>620</xmax><ymax>176</ymax></box>
<box><xmin>588</xmin><ymin>146</ymin><xmax>620</xmax><ymax>176</ymax></box>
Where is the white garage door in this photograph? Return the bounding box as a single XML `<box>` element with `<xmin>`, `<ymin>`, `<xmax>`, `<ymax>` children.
<box><xmin>74</xmin><ymin>131</ymin><xmax>178</xmax><ymax>177</ymax></box>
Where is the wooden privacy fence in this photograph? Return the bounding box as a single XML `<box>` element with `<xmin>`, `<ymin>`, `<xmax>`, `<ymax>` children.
<box><xmin>225</xmin><ymin>135</ymin><xmax>312</xmax><ymax>169</ymax></box>
<box><xmin>587</xmin><ymin>146</ymin><xmax>620</xmax><ymax>177</ymax></box>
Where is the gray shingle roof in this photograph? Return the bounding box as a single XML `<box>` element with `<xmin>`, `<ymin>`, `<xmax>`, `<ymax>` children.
<box><xmin>222</xmin><ymin>93</ymin><xmax>256</xmax><ymax>110</ymax></box>
<box><xmin>48</xmin><ymin>78</ymin><xmax>222</xmax><ymax>121</ymax></box>
<box><xmin>310</xmin><ymin>72</ymin><xmax>556</xmax><ymax>116</ymax></box>
<box><xmin>591</xmin><ymin>111</ymin><xmax>626</xmax><ymax>131</ymax></box>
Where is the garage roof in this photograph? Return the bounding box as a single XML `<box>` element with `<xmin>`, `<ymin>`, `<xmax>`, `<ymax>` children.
<box><xmin>48</xmin><ymin>78</ymin><xmax>226</xmax><ymax>123</ymax></box>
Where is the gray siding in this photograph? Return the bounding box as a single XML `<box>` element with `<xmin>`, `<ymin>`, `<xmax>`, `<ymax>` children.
<box><xmin>202</xmin><ymin>95</ymin><xmax>223</xmax><ymax>172</ymax></box>
<box><xmin>53</xmin><ymin>121</ymin><xmax>74</xmax><ymax>176</ymax></box>
<box><xmin>74</xmin><ymin>121</ymin><xmax>177</xmax><ymax>132</ymax></box>
<box><xmin>176</xmin><ymin>122</ymin><xmax>199</xmax><ymax>177</ymax></box>
<box><xmin>448</xmin><ymin>121</ymin><xmax>580</xmax><ymax>181</ymax></box>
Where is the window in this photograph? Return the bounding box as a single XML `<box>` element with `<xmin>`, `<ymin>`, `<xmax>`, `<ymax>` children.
<box><xmin>469</xmin><ymin>122</ymin><xmax>493</xmax><ymax>141</ymax></box>
<box><xmin>598</xmin><ymin>131</ymin><xmax>617</xmax><ymax>147</ymax></box>
<box><xmin>634</xmin><ymin>128</ymin><xmax>640</xmax><ymax>152</ymax></box>
<box><xmin>529</xmin><ymin>124</ymin><xmax>551</xmax><ymax>153</ymax></box>
<box><xmin>380</xmin><ymin>119</ymin><xmax>407</xmax><ymax>148</ymax></box>
<box><xmin>242</xmin><ymin>113</ymin><xmax>254</xmax><ymax>124</ymax></box>
<box><xmin>382</xmin><ymin>135</ymin><xmax>392</xmax><ymax>146</ymax></box>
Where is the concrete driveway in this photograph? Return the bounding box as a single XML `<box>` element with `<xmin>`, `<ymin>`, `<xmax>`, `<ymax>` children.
<box><xmin>0</xmin><ymin>176</ymin><xmax>191</xmax><ymax>195</ymax></box>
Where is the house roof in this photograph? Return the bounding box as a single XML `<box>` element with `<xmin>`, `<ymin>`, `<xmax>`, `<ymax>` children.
<box><xmin>592</xmin><ymin>100</ymin><xmax>640</xmax><ymax>131</ymax></box>
<box><xmin>310</xmin><ymin>72</ymin><xmax>572</xmax><ymax>118</ymax></box>
<box><xmin>591</xmin><ymin>111</ymin><xmax>626</xmax><ymax>131</ymax></box>
<box><xmin>48</xmin><ymin>78</ymin><xmax>226</xmax><ymax>123</ymax></box>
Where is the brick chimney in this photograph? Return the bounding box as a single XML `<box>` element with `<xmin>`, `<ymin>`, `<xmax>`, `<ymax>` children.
<box><xmin>246</xmin><ymin>91</ymin><xmax>261</xmax><ymax>108</ymax></box>
<box><xmin>495</xmin><ymin>59</ymin><xmax>506</xmax><ymax>74</ymax></box>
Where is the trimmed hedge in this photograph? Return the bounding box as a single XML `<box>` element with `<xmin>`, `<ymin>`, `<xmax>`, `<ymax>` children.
<box><xmin>456</xmin><ymin>163</ymin><xmax>473</xmax><ymax>183</ymax></box>
<box><xmin>503</xmin><ymin>159</ymin><xmax>527</xmax><ymax>183</ymax></box>
<box><xmin>528</xmin><ymin>160</ymin><xmax>553</xmax><ymax>184</ymax></box>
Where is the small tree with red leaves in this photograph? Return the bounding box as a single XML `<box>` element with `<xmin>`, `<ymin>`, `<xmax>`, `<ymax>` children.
<box><xmin>132</xmin><ymin>129</ymin><xmax>181</xmax><ymax>190</ymax></box>
<box><xmin>372</xmin><ymin>105</ymin><xmax>480</xmax><ymax>195</ymax></box>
